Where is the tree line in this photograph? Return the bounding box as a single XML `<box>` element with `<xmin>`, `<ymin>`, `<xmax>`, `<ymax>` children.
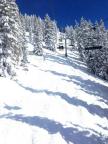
<box><xmin>0</xmin><ymin>0</ymin><xmax>58</xmax><ymax>77</ymax></box>
<box><xmin>65</xmin><ymin>18</ymin><xmax>108</xmax><ymax>80</ymax></box>
<box><xmin>0</xmin><ymin>0</ymin><xmax>108</xmax><ymax>81</ymax></box>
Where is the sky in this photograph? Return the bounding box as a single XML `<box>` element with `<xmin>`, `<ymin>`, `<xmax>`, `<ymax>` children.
<box><xmin>16</xmin><ymin>0</ymin><xmax>108</xmax><ymax>28</ymax></box>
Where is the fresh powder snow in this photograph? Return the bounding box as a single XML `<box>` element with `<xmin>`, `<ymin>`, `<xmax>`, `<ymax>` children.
<box><xmin>0</xmin><ymin>48</ymin><xmax>108</xmax><ymax>144</ymax></box>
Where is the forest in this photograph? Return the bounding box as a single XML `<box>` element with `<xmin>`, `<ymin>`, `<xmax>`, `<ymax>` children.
<box><xmin>0</xmin><ymin>0</ymin><xmax>108</xmax><ymax>81</ymax></box>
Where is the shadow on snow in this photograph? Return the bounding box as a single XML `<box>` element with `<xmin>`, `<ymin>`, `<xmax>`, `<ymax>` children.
<box><xmin>10</xmin><ymin>51</ymin><xmax>108</xmax><ymax>143</ymax></box>
<box><xmin>46</xmin><ymin>53</ymin><xmax>88</xmax><ymax>73</ymax></box>
<box><xmin>32</xmin><ymin>68</ymin><xmax>108</xmax><ymax>104</ymax></box>
<box><xmin>1</xmin><ymin>113</ymin><xmax>107</xmax><ymax>144</ymax></box>
<box><xmin>17</xmin><ymin>82</ymin><xmax>108</xmax><ymax>119</ymax></box>
<box><xmin>39</xmin><ymin>52</ymin><xmax>108</xmax><ymax>103</ymax></box>
<box><xmin>4</xmin><ymin>104</ymin><xmax>21</xmax><ymax>111</ymax></box>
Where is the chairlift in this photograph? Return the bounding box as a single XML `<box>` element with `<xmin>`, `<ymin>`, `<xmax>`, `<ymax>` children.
<box><xmin>85</xmin><ymin>46</ymin><xmax>102</xmax><ymax>50</ymax></box>
<box><xmin>57</xmin><ymin>45</ymin><xmax>64</xmax><ymax>50</ymax></box>
<box><xmin>69</xmin><ymin>44</ymin><xmax>74</xmax><ymax>46</ymax></box>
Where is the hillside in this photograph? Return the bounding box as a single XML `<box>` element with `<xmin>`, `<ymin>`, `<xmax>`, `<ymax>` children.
<box><xmin>0</xmin><ymin>49</ymin><xmax>108</xmax><ymax>144</ymax></box>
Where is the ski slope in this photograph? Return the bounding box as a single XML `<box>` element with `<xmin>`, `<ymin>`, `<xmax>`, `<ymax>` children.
<box><xmin>0</xmin><ymin>49</ymin><xmax>108</xmax><ymax>144</ymax></box>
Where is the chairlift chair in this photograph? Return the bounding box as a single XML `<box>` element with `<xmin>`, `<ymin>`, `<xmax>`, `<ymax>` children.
<box><xmin>85</xmin><ymin>46</ymin><xmax>102</xmax><ymax>50</ymax></box>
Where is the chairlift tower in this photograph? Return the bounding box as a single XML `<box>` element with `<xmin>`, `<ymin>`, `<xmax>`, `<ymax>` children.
<box><xmin>65</xmin><ymin>37</ymin><xmax>67</xmax><ymax>57</ymax></box>
<box><xmin>61</xmin><ymin>32</ymin><xmax>68</xmax><ymax>57</ymax></box>
<box><xmin>59</xmin><ymin>28</ymin><xmax>68</xmax><ymax>57</ymax></box>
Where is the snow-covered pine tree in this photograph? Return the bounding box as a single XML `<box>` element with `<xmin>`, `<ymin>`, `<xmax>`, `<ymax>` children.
<box><xmin>52</xmin><ymin>20</ymin><xmax>58</xmax><ymax>50</ymax></box>
<box><xmin>29</xmin><ymin>15</ymin><xmax>36</xmax><ymax>44</ymax></box>
<box><xmin>90</xmin><ymin>20</ymin><xmax>108</xmax><ymax>80</ymax></box>
<box><xmin>20</xmin><ymin>15</ymin><xmax>28</xmax><ymax>64</ymax></box>
<box><xmin>44</xmin><ymin>14</ymin><xmax>57</xmax><ymax>51</ymax></box>
<box><xmin>0</xmin><ymin>0</ymin><xmax>22</xmax><ymax>77</ymax></box>
<box><xmin>74</xmin><ymin>19</ymin><xmax>86</xmax><ymax>60</ymax></box>
<box><xmin>75</xmin><ymin>18</ymin><xmax>94</xmax><ymax>61</ymax></box>
<box><xmin>74</xmin><ymin>21</ymin><xmax>80</xmax><ymax>50</ymax></box>
<box><xmin>21</xmin><ymin>31</ymin><xmax>28</xmax><ymax>64</ymax></box>
<box><xmin>33</xmin><ymin>17</ymin><xmax>43</xmax><ymax>56</ymax></box>
<box><xmin>75</xmin><ymin>18</ymin><xmax>108</xmax><ymax>80</ymax></box>
<box><xmin>20</xmin><ymin>14</ymin><xmax>35</xmax><ymax>44</ymax></box>
<box><xmin>65</xmin><ymin>25</ymin><xmax>75</xmax><ymax>48</ymax></box>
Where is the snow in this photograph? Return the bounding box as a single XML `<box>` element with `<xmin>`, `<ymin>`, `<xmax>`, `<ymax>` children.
<box><xmin>0</xmin><ymin>48</ymin><xmax>108</xmax><ymax>144</ymax></box>
<box><xmin>27</xmin><ymin>43</ymin><xmax>34</xmax><ymax>52</ymax></box>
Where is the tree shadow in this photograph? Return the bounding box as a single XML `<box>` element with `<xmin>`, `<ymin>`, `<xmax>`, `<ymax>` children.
<box><xmin>98</xmin><ymin>99</ymin><xmax>108</xmax><ymax>105</ymax></box>
<box><xmin>56</xmin><ymin>93</ymin><xmax>108</xmax><ymax>118</ymax></box>
<box><xmin>67</xmin><ymin>55</ymin><xmax>89</xmax><ymax>72</ymax></box>
<box><xmin>97</xmin><ymin>124</ymin><xmax>108</xmax><ymax>131</ymax></box>
<box><xmin>4</xmin><ymin>104</ymin><xmax>21</xmax><ymax>110</ymax></box>
<box><xmin>16</xmin><ymin>82</ymin><xmax>108</xmax><ymax>119</ymax></box>
<box><xmin>27</xmin><ymin>51</ymin><xmax>108</xmax><ymax>105</ymax></box>
<box><xmin>2</xmin><ymin>113</ymin><xmax>107</xmax><ymax>144</ymax></box>
<box><xmin>46</xmin><ymin>52</ymin><xmax>89</xmax><ymax>73</ymax></box>
<box><xmin>45</xmin><ymin>70</ymin><xmax>69</xmax><ymax>78</ymax></box>
<box><xmin>17</xmin><ymin>82</ymin><xmax>44</xmax><ymax>93</ymax></box>
<box><xmin>46</xmin><ymin>51</ymin><xmax>108</xmax><ymax>82</ymax></box>
<box><xmin>65</xmin><ymin>75</ymin><xmax>108</xmax><ymax>102</ymax></box>
<box><xmin>31</xmin><ymin>66</ymin><xmax>108</xmax><ymax>105</ymax></box>
<box><xmin>43</xmin><ymin>90</ymin><xmax>108</xmax><ymax>119</ymax></box>
<box><xmin>31</xmin><ymin>64</ymin><xmax>38</xmax><ymax>68</ymax></box>
<box><xmin>46</xmin><ymin>54</ymin><xmax>72</xmax><ymax>66</ymax></box>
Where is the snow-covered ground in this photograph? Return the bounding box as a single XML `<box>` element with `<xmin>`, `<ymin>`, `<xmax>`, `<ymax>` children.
<box><xmin>0</xmin><ymin>49</ymin><xmax>108</xmax><ymax>144</ymax></box>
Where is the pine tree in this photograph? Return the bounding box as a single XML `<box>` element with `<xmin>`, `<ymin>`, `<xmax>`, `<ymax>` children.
<box><xmin>75</xmin><ymin>18</ymin><xmax>108</xmax><ymax>80</ymax></box>
<box><xmin>91</xmin><ymin>20</ymin><xmax>108</xmax><ymax>79</ymax></box>
<box><xmin>33</xmin><ymin>17</ymin><xmax>43</xmax><ymax>55</ymax></box>
<box><xmin>0</xmin><ymin>0</ymin><xmax>22</xmax><ymax>77</ymax></box>
<box><xmin>75</xmin><ymin>18</ymin><xmax>95</xmax><ymax>61</ymax></box>
<box><xmin>20</xmin><ymin>16</ymin><xmax>28</xmax><ymax>64</ymax></box>
<box><xmin>44</xmin><ymin>14</ymin><xmax>57</xmax><ymax>51</ymax></box>
<box><xmin>65</xmin><ymin>25</ymin><xmax>75</xmax><ymax>47</ymax></box>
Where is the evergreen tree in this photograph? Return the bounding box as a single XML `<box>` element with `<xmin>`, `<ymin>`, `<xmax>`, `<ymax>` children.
<box><xmin>75</xmin><ymin>18</ymin><xmax>108</xmax><ymax>80</ymax></box>
<box><xmin>44</xmin><ymin>14</ymin><xmax>57</xmax><ymax>51</ymax></box>
<box><xmin>65</xmin><ymin>25</ymin><xmax>75</xmax><ymax>47</ymax></box>
<box><xmin>89</xmin><ymin>20</ymin><xmax>108</xmax><ymax>79</ymax></box>
<box><xmin>20</xmin><ymin>16</ymin><xmax>28</xmax><ymax>64</ymax></box>
<box><xmin>33</xmin><ymin>17</ymin><xmax>43</xmax><ymax>55</ymax></box>
<box><xmin>75</xmin><ymin>18</ymin><xmax>95</xmax><ymax>61</ymax></box>
<box><xmin>20</xmin><ymin>14</ymin><xmax>36</xmax><ymax>44</ymax></box>
<box><xmin>0</xmin><ymin>0</ymin><xmax>22</xmax><ymax>77</ymax></box>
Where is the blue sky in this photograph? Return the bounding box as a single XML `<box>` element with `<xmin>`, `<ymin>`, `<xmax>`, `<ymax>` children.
<box><xmin>16</xmin><ymin>0</ymin><xmax>108</xmax><ymax>28</ymax></box>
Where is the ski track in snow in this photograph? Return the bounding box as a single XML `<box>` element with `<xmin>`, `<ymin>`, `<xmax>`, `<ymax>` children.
<box><xmin>0</xmin><ymin>49</ymin><xmax>108</xmax><ymax>144</ymax></box>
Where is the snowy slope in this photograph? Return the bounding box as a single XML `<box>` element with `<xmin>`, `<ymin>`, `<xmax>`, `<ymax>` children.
<box><xmin>0</xmin><ymin>49</ymin><xmax>108</xmax><ymax>144</ymax></box>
